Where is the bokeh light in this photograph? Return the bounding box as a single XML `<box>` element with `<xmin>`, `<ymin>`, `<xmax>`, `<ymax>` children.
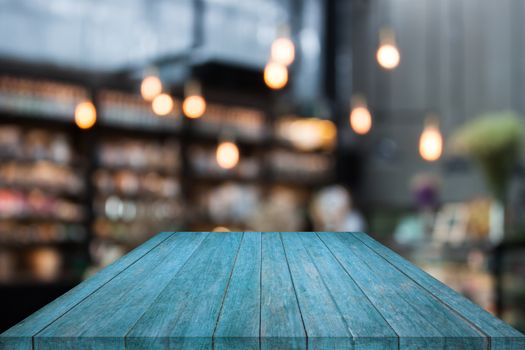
<box><xmin>286</xmin><ymin>118</ymin><xmax>336</xmax><ymax>151</ymax></box>
<box><xmin>264</xmin><ymin>62</ymin><xmax>288</xmax><ymax>90</ymax></box>
<box><xmin>74</xmin><ymin>101</ymin><xmax>97</xmax><ymax>129</ymax></box>
<box><xmin>140</xmin><ymin>75</ymin><xmax>162</xmax><ymax>101</ymax></box>
<box><xmin>216</xmin><ymin>141</ymin><xmax>240</xmax><ymax>169</ymax></box>
<box><xmin>151</xmin><ymin>93</ymin><xmax>174</xmax><ymax>116</ymax></box>
<box><xmin>183</xmin><ymin>95</ymin><xmax>206</xmax><ymax>119</ymax></box>
<box><xmin>350</xmin><ymin>106</ymin><xmax>372</xmax><ymax>135</ymax></box>
<box><xmin>271</xmin><ymin>37</ymin><xmax>295</xmax><ymax>66</ymax></box>
<box><xmin>419</xmin><ymin>123</ymin><xmax>443</xmax><ymax>161</ymax></box>
<box><xmin>376</xmin><ymin>44</ymin><xmax>400</xmax><ymax>70</ymax></box>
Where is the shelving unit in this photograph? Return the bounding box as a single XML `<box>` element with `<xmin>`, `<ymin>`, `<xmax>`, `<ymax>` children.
<box><xmin>90</xmin><ymin>133</ymin><xmax>185</xmax><ymax>259</ymax></box>
<box><xmin>0</xmin><ymin>121</ymin><xmax>89</xmax><ymax>285</ymax></box>
<box><xmin>0</xmin><ymin>73</ymin><xmax>336</xmax><ymax>284</ymax></box>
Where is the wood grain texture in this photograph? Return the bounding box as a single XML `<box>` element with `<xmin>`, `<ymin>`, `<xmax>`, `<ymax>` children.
<box><xmin>214</xmin><ymin>232</ymin><xmax>261</xmax><ymax>350</ymax></box>
<box><xmin>34</xmin><ymin>232</ymin><xmax>209</xmax><ymax>349</ymax></box>
<box><xmin>260</xmin><ymin>232</ymin><xmax>306</xmax><ymax>350</ymax></box>
<box><xmin>282</xmin><ymin>232</ymin><xmax>352</xmax><ymax>349</ymax></box>
<box><xmin>125</xmin><ymin>231</ymin><xmax>242</xmax><ymax>350</ymax></box>
<box><xmin>353</xmin><ymin>231</ymin><xmax>525</xmax><ymax>349</ymax></box>
<box><xmin>1</xmin><ymin>231</ymin><xmax>524</xmax><ymax>350</ymax></box>
<box><xmin>318</xmin><ymin>232</ymin><xmax>488</xmax><ymax>349</ymax></box>
<box><xmin>300</xmin><ymin>233</ymin><xmax>398</xmax><ymax>349</ymax></box>
<box><xmin>0</xmin><ymin>232</ymin><xmax>173</xmax><ymax>350</ymax></box>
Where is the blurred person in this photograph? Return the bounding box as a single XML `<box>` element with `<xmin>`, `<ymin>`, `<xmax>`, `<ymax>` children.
<box><xmin>310</xmin><ymin>185</ymin><xmax>366</xmax><ymax>232</ymax></box>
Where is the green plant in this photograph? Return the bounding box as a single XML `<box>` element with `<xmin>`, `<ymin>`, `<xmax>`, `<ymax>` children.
<box><xmin>451</xmin><ymin>111</ymin><xmax>525</xmax><ymax>201</ymax></box>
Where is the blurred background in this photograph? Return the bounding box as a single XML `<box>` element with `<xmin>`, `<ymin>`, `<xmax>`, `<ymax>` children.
<box><xmin>1</xmin><ymin>0</ymin><xmax>525</xmax><ymax>334</ymax></box>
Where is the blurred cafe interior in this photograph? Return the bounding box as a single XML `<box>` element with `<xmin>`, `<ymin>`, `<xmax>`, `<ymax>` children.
<box><xmin>1</xmin><ymin>0</ymin><xmax>525</xmax><ymax>334</ymax></box>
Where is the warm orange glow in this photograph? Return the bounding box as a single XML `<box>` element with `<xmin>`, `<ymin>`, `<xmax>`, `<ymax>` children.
<box><xmin>213</xmin><ymin>226</ymin><xmax>230</xmax><ymax>232</ymax></box>
<box><xmin>264</xmin><ymin>62</ymin><xmax>288</xmax><ymax>90</ymax></box>
<box><xmin>419</xmin><ymin>123</ymin><xmax>443</xmax><ymax>161</ymax></box>
<box><xmin>377</xmin><ymin>44</ymin><xmax>400</xmax><ymax>69</ymax></box>
<box><xmin>350</xmin><ymin>106</ymin><xmax>372</xmax><ymax>135</ymax></box>
<box><xmin>183</xmin><ymin>95</ymin><xmax>206</xmax><ymax>119</ymax></box>
<box><xmin>271</xmin><ymin>37</ymin><xmax>295</xmax><ymax>66</ymax></box>
<box><xmin>152</xmin><ymin>93</ymin><xmax>174</xmax><ymax>116</ymax></box>
<box><xmin>216</xmin><ymin>141</ymin><xmax>240</xmax><ymax>169</ymax></box>
<box><xmin>284</xmin><ymin>118</ymin><xmax>337</xmax><ymax>151</ymax></box>
<box><xmin>377</xmin><ymin>28</ymin><xmax>400</xmax><ymax>70</ymax></box>
<box><xmin>140</xmin><ymin>75</ymin><xmax>162</xmax><ymax>101</ymax></box>
<box><xmin>74</xmin><ymin>101</ymin><xmax>97</xmax><ymax>129</ymax></box>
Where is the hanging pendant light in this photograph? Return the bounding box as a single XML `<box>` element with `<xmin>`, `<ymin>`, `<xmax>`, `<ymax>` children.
<box><xmin>75</xmin><ymin>100</ymin><xmax>97</xmax><ymax>129</ymax></box>
<box><xmin>271</xmin><ymin>37</ymin><xmax>295</xmax><ymax>66</ymax></box>
<box><xmin>264</xmin><ymin>61</ymin><xmax>288</xmax><ymax>90</ymax></box>
<box><xmin>216</xmin><ymin>140</ymin><xmax>240</xmax><ymax>169</ymax></box>
<box><xmin>182</xmin><ymin>80</ymin><xmax>206</xmax><ymax>119</ymax></box>
<box><xmin>152</xmin><ymin>93</ymin><xmax>174</xmax><ymax>116</ymax></box>
<box><xmin>270</xmin><ymin>25</ymin><xmax>295</xmax><ymax>66</ymax></box>
<box><xmin>140</xmin><ymin>68</ymin><xmax>162</xmax><ymax>101</ymax></box>
<box><xmin>349</xmin><ymin>95</ymin><xmax>372</xmax><ymax>135</ymax></box>
<box><xmin>419</xmin><ymin>116</ymin><xmax>443</xmax><ymax>162</ymax></box>
<box><xmin>376</xmin><ymin>28</ymin><xmax>401</xmax><ymax>70</ymax></box>
<box><xmin>264</xmin><ymin>24</ymin><xmax>292</xmax><ymax>90</ymax></box>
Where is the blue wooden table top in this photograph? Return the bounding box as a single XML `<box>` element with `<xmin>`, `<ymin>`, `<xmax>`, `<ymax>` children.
<box><xmin>1</xmin><ymin>232</ymin><xmax>524</xmax><ymax>349</ymax></box>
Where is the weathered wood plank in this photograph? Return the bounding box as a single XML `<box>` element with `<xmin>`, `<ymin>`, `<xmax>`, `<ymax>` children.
<box><xmin>2</xmin><ymin>231</ymin><xmax>523</xmax><ymax>349</ymax></box>
<box><xmin>260</xmin><ymin>232</ymin><xmax>306</xmax><ymax>350</ymax></box>
<box><xmin>125</xmin><ymin>231</ymin><xmax>243</xmax><ymax>350</ymax></box>
<box><xmin>214</xmin><ymin>232</ymin><xmax>261</xmax><ymax>350</ymax></box>
<box><xmin>319</xmin><ymin>232</ymin><xmax>488</xmax><ymax>349</ymax></box>
<box><xmin>34</xmin><ymin>232</ymin><xmax>209</xmax><ymax>350</ymax></box>
<box><xmin>353</xmin><ymin>231</ymin><xmax>525</xmax><ymax>349</ymax></box>
<box><xmin>281</xmin><ymin>232</ymin><xmax>352</xmax><ymax>349</ymax></box>
<box><xmin>300</xmin><ymin>233</ymin><xmax>398</xmax><ymax>349</ymax></box>
<box><xmin>0</xmin><ymin>232</ymin><xmax>173</xmax><ymax>350</ymax></box>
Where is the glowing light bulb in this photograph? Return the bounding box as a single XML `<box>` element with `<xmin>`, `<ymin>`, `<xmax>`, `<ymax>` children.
<box><xmin>419</xmin><ymin>120</ymin><xmax>443</xmax><ymax>162</ymax></box>
<box><xmin>75</xmin><ymin>101</ymin><xmax>96</xmax><ymax>129</ymax></box>
<box><xmin>264</xmin><ymin>62</ymin><xmax>288</xmax><ymax>90</ymax></box>
<box><xmin>286</xmin><ymin>118</ymin><xmax>337</xmax><ymax>151</ymax></box>
<box><xmin>350</xmin><ymin>106</ymin><xmax>372</xmax><ymax>135</ymax></box>
<box><xmin>183</xmin><ymin>95</ymin><xmax>206</xmax><ymax>119</ymax></box>
<box><xmin>183</xmin><ymin>80</ymin><xmax>206</xmax><ymax>119</ymax></box>
<box><xmin>377</xmin><ymin>28</ymin><xmax>400</xmax><ymax>70</ymax></box>
<box><xmin>271</xmin><ymin>37</ymin><xmax>295</xmax><ymax>66</ymax></box>
<box><xmin>140</xmin><ymin>75</ymin><xmax>162</xmax><ymax>101</ymax></box>
<box><xmin>349</xmin><ymin>95</ymin><xmax>372</xmax><ymax>135</ymax></box>
<box><xmin>151</xmin><ymin>93</ymin><xmax>174</xmax><ymax>116</ymax></box>
<box><xmin>216</xmin><ymin>141</ymin><xmax>239</xmax><ymax>169</ymax></box>
<box><xmin>377</xmin><ymin>44</ymin><xmax>400</xmax><ymax>69</ymax></box>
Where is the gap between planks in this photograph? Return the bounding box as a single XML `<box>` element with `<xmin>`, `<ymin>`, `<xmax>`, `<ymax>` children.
<box><xmin>122</xmin><ymin>232</ymin><xmax>213</xmax><ymax>348</ymax></box>
<box><xmin>31</xmin><ymin>232</ymin><xmax>174</xmax><ymax>343</ymax></box>
<box><xmin>279</xmin><ymin>232</ymin><xmax>309</xmax><ymax>348</ymax></box>
<box><xmin>313</xmin><ymin>232</ymin><xmax>401</xmax><ymax>349</ymax></box>
<box><xmin>211</xmin><ymin>232</ymin><xmax>246</xmax><ymax>348</ymax></box>
<box><xmin>352</xmin><ymin>232</ymin><xmax>492</xmax><ymax>347</ymax></box>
